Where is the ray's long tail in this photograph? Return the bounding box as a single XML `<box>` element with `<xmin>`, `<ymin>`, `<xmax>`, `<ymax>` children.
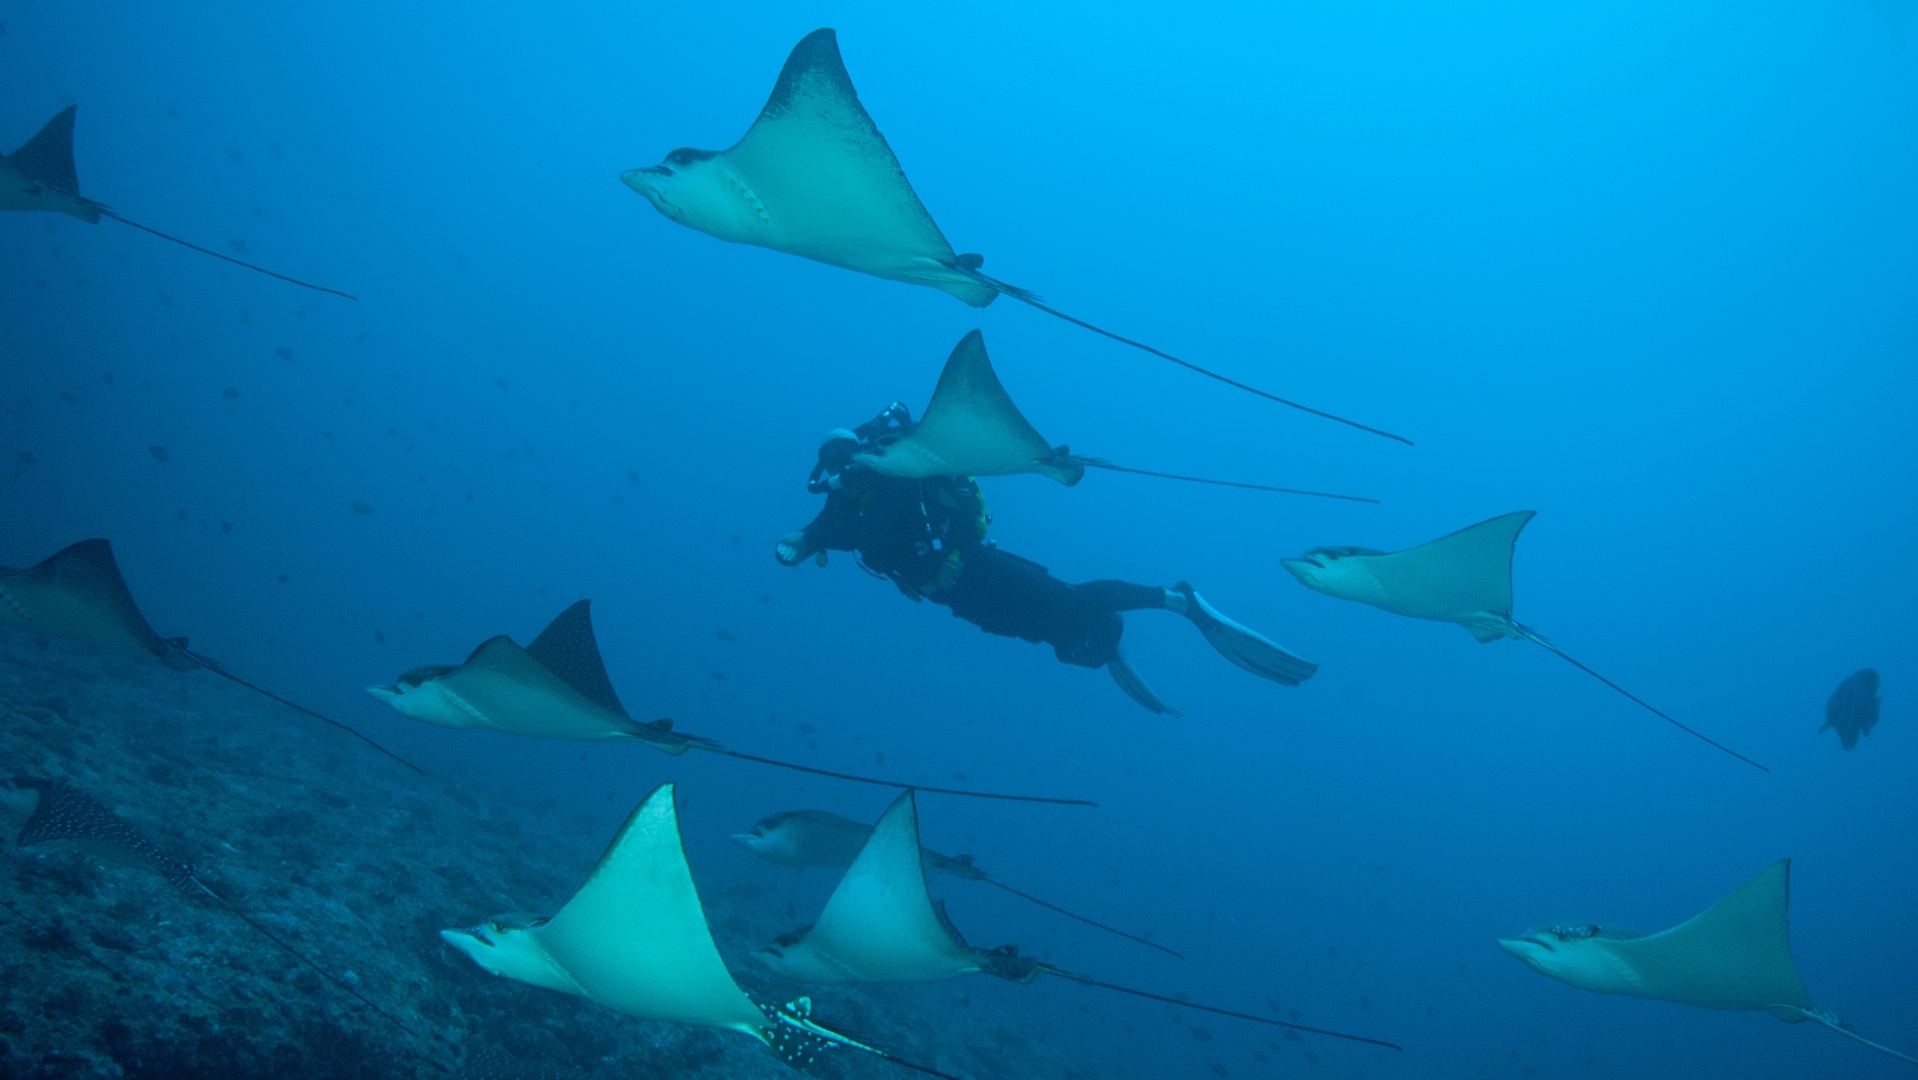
<box><xmin>95</xmin><ymin>208</ymin><xmax>357</xmax><ymax>300</ymax></box>
<box><xmin>191</xmin><ymin>657</ymin><xmax>427</xmax><ymax>776</ymax></box>
<box><xmin>1785</xmin><ymin>1007</ymin><xmax>1918</xmax><ymax>1066</ymax></box>
<box><xmin>704</xmin><ymin>747</ymin><xmax>1095</xmax><ymax>807</ymax></box>
<box><xmin>1512</xmin><ymin>624</ymin><xmax>1768</xmax><ymax>772</ymax></box>
<box><xmin>1073</xmin><ymin>459</ymin><xmax>1380</xmax><ymax>504</ymax></box>
<box><xmin>1035</xmin><ymin>965</ymin><xmax>1403</xmax><ymax>1051</ymax></box>
<box><xmin>189</xmin><ymin>877</ymin><xmax>429</xmax><ymax>1042</ymax></box>
<box><xmin>982</xmin><ymin>877</ymin><xmax>1182</xmax><ymax>959</ymax></box>
<box><xmin>960</xmin><ymin>266</ymin><xmax>1412</xmax><ymax>446</ymax></box>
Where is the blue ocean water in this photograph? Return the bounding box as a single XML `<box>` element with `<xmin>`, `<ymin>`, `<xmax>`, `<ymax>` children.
<box><xmin>3</xmin><ymin>2</ymin><xmax>1914</xmax><ymax>1078</ymax></box>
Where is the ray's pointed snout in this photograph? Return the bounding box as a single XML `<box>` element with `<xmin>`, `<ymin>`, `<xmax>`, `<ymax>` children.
<box><xmin>1496</xmin><ymin>936</ymin><xmax>1550</xmax><ymax>966</ymax></box>
<box><xmin>1279</xmin><ymin>557</ymin><xmax>1320</xmax><ymax>584</ymax></box>
<box><xmin>729</xmin><ymin>832</ymin><xmax>761</xmax><ymax>849</ymax></box>
<box><xmin>439</xmin><ymin>927</ymin><xmax>491</xmax><ymax>964</ymax></box>
<box><xmin>620</xmin><ymin>167</ymin><xmax>684</xmax><ymax>222</ymax></box>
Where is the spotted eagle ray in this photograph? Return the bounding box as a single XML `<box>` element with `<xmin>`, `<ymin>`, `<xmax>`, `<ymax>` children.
<box><xmin>2</xmin><ymin>107</ymin><xmax>354</xmax><ymax>299</ymax></box>
<box><xmin>1500</xmin><ymin>861</ymin><xmax>1916</xmax><ymax>1066</ymax></box>
<box><xmin>851</xmin><ymin>331</ymin><xmax>1377</xmax><ymax>503</ymax></box>
<box><xmin>619</xmin><ymin>30</ymin><xmax>1407</xmax><ymax>446</ymax></box>
<box><xmin>441</xmin><ymin>782</ymin><xmax>961</xmax><ymax>1079</ymax></box>
<box><xmin>1280</xmin><ymin>512</ymin><xmax>1765</xmax><ymax>770</ymax></box>
<box><xmin>755</xmin><ymin>791</ymin><xmax>1400</xmax><ymax>1052</ymax></box>
<box><xmin>0</xmin><ymin>775</ymin><xmax>419</xmax><ymax>1038</ymax></box>
<box><xmin>369</xmin><ymin>599</ymin><xmax>1091</xmax><ymax>806</ymax></box>
<box><xmin>0</xmin><ymin>539</ymin><xmax>421</xmax><ymax>774</ymax></box>
<box><xmin>732</xmin><ymin>807</ymin><xmax>1180</xmax><ymax>958</ymax></box>
<box><xmin>1821</xmin><ymin>669</ymin><xmax>1881</xmax><ymax>750</ymax></box>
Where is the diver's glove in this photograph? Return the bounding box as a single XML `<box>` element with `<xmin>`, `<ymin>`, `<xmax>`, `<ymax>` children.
<box><xmin>775</xmin><ymin>532</ymin><xmax>820</xmax><ymax>567</ymax></box>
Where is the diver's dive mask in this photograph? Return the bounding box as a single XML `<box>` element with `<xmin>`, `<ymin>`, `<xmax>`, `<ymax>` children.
<box><xmin>807</xmin><ymin>403</ymin><xmax>914</xmax><ymax>492</ymax></box>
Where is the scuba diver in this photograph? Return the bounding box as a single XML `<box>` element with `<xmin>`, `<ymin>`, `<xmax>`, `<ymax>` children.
<box><xmin>775</xmin><ymin>404</ymin><xmax>1318</xmax><ymax>714</ymax></box>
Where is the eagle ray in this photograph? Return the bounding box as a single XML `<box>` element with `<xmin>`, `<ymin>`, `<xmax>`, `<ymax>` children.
<box><xmin>620</xmin><ymin>30</ymin><xmax>1407</xmax><ymax>445</ymax></box>
<box><xmin>3</xmin><ymin>106</ymin><xmax>355</xmax><ymax>299</ymax></box>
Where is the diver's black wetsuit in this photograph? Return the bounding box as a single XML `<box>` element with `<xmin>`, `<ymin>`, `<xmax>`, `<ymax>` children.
<box><xmin>789</xmin><ymin>410</ymin><xmax>1167</xmax><ymax>668</ymax></box>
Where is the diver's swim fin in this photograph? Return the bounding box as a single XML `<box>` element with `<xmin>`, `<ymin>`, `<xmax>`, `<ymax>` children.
<box><xmin>1108</xmin><ymin>642</ymin><xmax>1182</xmax><ymax>717</ymax></box>
<box><xmin>1173</xmin><ymin>583</ymin><xmax>1318</xmax><ymax>686</ymax></box>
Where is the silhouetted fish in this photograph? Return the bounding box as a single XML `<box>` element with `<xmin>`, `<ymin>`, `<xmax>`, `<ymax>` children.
<box><xmin>1822</xmin><ymin>669</ymin><xmax>1881</xmax><ymax>751</ymax></box>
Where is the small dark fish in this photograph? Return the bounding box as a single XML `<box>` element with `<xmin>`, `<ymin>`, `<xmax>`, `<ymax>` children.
<box><xmin>276</xmin><ymin>347</ymin><xmax>293</xmax><ymax>361</ymax></box>
<box><xmin>350</xmin><ymin>502</ymin><xmax>373</xmax><ymax>515</ymax></box>
<box><xmin>17</xmin><ymin>451</ymin><xmax>32</xmax><ymax>465</ymax></box>
<box><xmin>374</xmin><ymin>629</ymin><xmax>385</xmax><ymax>645</ymax></box>
<box><xmin>219</xmin><ymin>522</ymin><xmax>232</xmax><ymax>535</ymax></box>
<box><xmin>1209</xmin><ymin>1064</ymin><xmax>1228</xmax><ymax>1078</ymax></box>
<box><xmin>1822</xmin><ymin>669</ymin><xmax>1882</xmax><ymax>750</ymax></box>
<box><xmin>223</xmin><ymin>388</ymin><xmax>238</xmax><ymax>400</ymax></box>
<box><xmin>493</xmin><ymin>377</ymin><xmax>509</xmax><ymax>390</ymax></box>
<box><xmin>626</xmin><ymin>470</ymin><xmax>640</xmax><ymax>486</ymax></box>
<box><xmin>148</xmin><ymin>446</ymin><xmax>170</xmax><ymax>463</ymax></box>
<box><xmin>710</xmin><ymin>672</ymin><xmax>726</xmax><ymax>682</ymax></box>
<box><xmin>227</xmin><ymin>239</ymin><xmax>248</xmax><ymax>254</ymax></box>
<box><xmin>714</xmin><ymin>629</ymin><xmax>737</xmax><ymax>642</ymax></box>
<box><xmin>1192</xmin><ymin>1027</ymin><xmax>1212</xmax><ymax>1042</ymax></box>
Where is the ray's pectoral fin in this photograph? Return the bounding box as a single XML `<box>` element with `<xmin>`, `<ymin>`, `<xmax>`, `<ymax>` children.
<box><xmin>3</xmin><ymin>105</ymin><xmax>99</xmax><ymax>222</ymax></box>
<box><xmin>621</xmin><ymin>29</ymin><xmax>994</xmax><ymax>309</ymax></box>
<box><xmin>855</xmin><ymin>331</ymin><xmax>1080</xmax><ymax>486</ymax></box>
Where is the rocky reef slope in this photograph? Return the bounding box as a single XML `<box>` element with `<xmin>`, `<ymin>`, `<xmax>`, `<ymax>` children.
<box><xmin>0</xmin><ymin>627</ymin><xmax>1109</xmax><ymax>1080</ymax></box>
